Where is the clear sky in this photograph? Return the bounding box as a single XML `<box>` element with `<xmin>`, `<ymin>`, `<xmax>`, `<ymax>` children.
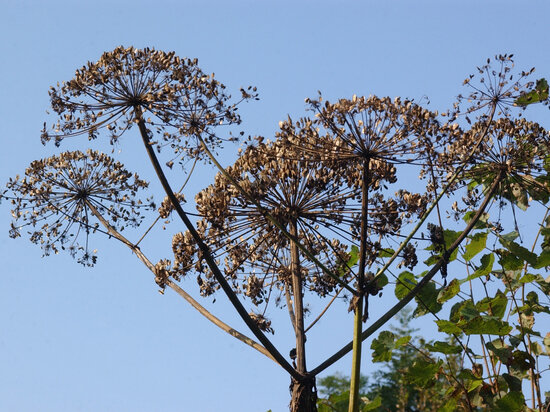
<box><xmin>2</xmin><ymin>1</ymin><xmax>550</xmax><ymax>411</ymax></box>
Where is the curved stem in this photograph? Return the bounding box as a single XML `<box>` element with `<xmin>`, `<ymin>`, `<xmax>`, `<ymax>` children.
<box><xmin>133</xmin><ymin>110</ymin><xmax>299</xmax><ymax>379</ymax></box>
<box><xmin>84</xmin><ymin>200</ymin><xmax>276</xmax><ymax>362</ymax></box>
<box><xmin>310</xmin><ymin>170</ymin><xmax>504</xmax><ymax>376</ymax></box>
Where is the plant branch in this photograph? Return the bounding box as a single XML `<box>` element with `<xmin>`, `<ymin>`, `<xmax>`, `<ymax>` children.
<box><xmin>133</xmin><ymin>110</ymin><xmax>299</xmax><ymax>379</ymax></box>
<box><xmin>84</xmin><ymin>200</ymin><xmax>277</xmax><ymax>362</ymax></box>
<box><xmin>310</xmin><ymin>170</ymin><xmax>504</xmax><ymax>376</ymax></box>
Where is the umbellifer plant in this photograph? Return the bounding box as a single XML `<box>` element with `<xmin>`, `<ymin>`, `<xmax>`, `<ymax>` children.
<box><xmin>5</xmin><ymin>48</ymin><xmax>550</xmax><ymax>411</ymax></box>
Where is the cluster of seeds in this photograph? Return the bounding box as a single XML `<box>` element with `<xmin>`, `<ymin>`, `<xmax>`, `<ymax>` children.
<box><xmin>6</xmin><ymin>150</ymin><xmax>152</xmax><ymax>265</ymax></box>
<box><xmin>42</xmin><ymin>46</ymin><xmax>256</xmax><ymax>162</ymax></box>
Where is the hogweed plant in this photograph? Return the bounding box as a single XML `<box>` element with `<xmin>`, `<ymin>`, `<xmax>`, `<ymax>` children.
<box><xmin>4</xmin><ymin>49</ymin><xmax>550</xmax><ymax>411</ymax></box>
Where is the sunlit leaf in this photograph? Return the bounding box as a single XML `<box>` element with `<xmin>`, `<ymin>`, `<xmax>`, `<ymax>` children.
<box><xmin>371</xmin><ymin>331</ymin><xmax>396</xmax><ymax>362</ymax></box>
<box><xmin>437</xmin><ymin>278</ymin><xmax>460</xmax><ymax>303</ymax></box>
<box><xmin>425</xmin><ymin>341</ymin><xmax>463</xmax><ymax>354</ymax></box>
<box><xmin>463</xmin><ymin>232</ymin><xmax>487</xmax><ymax>261</ymax></box>
<box><xmin>461</xmin><ymin>316</ymin><xmax>512</xmax><ymax>336</ymax></box>
<box><xmin>362</xmin><ymin>395</ymin><xmax>382</xmax><ymax>411</ymax></box>
<box><xmin>436</xmin><ymin>320</ymin><xmax>462</xmax><ymax>334</ymax></box>
<box><xmin>406</xmin><ymin>359</ymin><xmax>442</xmax><ymax>386</ymax></box>
<box><xmin>500</xmin><ymin>239</ymin><xmax>537</xmax><ymax>266</ymax></box>
<box><xmin>414</xmin><ymin>281</ymin><xmax>442</xmax><ymax>317</ymax></box>
<box><xmin>486</xmin><ymin>340</ymin><xmax>513</xmax><ymax>364</ymax></box>
<box><xmin>377</xmin><ymin>248</ymin><xmax>395</xmax><ymax>258</ymax></box>
<box><xmin>476</xmin><ymin>290</ymin><xmax>507</xmax><ymax>319</ymax></box>
<box><xmin>534</xmin><ymin>249</ymin><xmax>550</xmax><ymax>269</ymax></box>
<box><xmin>463</xmin><ymin>253</ymin><xmax>494</xmax><ymax>283</ymax></box>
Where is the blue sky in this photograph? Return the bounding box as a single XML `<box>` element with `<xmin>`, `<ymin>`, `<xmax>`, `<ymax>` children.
<box><xmin>2</xmin><ymin>1</ymin><xmax>550</xmax><ymax>411</ymax></box>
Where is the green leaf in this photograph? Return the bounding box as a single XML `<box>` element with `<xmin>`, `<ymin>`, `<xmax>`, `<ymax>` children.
<box><xmin>534</xmin><ymin>249</ymin><xmax>550</xmax><ymax>269</ymax></box>
<box><xmin>362</xmin><ymin>395</ymin><xmax>382</xmax><ymax>411</ymax></box>
<box><xmin>436</xmin><ymin>320</ymin><xmax>462</xmax><ymax>334</ymax></box>
<box><xmin>371</xmin><ymin>331</ymin><xmax>396</xmax><ymax>362</ymax></box>
<box><xmin>371</xmin><ymin>331</ymin><xmax>411</xmax><ymax>363</ymax></box>
<box><xmin>500</xmin><ymin>239</ymin><xmax>537</xmax><ymax>266</ymax></box>
<box><xmin>518</xmin><ymin>273</ymin><xmax>537</xmax><ymax>284</ymax></box>
<box><xmin>443</xmin><ymin>229</ymin><xmax>461</xmax><ymax>249</ymax></box>
<box><xmin>515</xmin><ymin>78</ymin><xmax>549</xmax><ymax>107</ymax></box>
<box><xmin>423</xmin><ymin>254</ymin><xmax>440</xmax><ymax>266</ymax></box>
<box><xmin>462</xmin><ymin>317</ymin><xmax>512</xmax><ymax>336</ymax></box>
<box><xmin>502</xmin><ymin>373</ymin><xmax>522</xmax><ymax>392</ymax></box>
<box><xmin>463</xmin><ymin>211</ymin><xmax>489</xmax><ymax>229</ymax></box>
<box><xmin>438</xmin><ymin>399</ymin><xmax>457</xmax><ymax>412</ymax></box>
<box><xmin>463</xmin><ymin>253</ymin><xmax>494</xmax><ymax>282</ymax></box>
<box><xmin>450</xmin><ymin>300</ymin><xmax>479</xmax><ymax>323</ymax></box>
<box><xmin>475</xmin><ymin>290</ymin><xmax>508</xmax><ymax>319</ymax></box>
<box><xmin>395</xmin><ymin>335</ymin><xmax>411</xmax><ymax>348</ymax></box>
<box><xmin>414</xmin><ymin>281</ymin><xmax>443</xmax><ymax>317</ymax></box>
<box><xmin>437</xmin><ymin>278</ymin><xmax>460</xmax><ymax>303</ymax></box>
<box><xmin>486</xmin><ymin>340</ymin><xmax>512</xmax><ymax>364</ymax></box>
<box><xmin>498</xmin><ymin>251</ymin><xmax>524</xmax><ymax>271</ymax></box>
<box><xmin>463</xmin><ymin>232</ymin><xmax>487</xmax><ymax>261</ymax></box>
<box><xmin>376</xmin><ymin>273</ymin><xmax>389</xmax><ymax>289</ymax></box>
<box><xmin>406</xmin><ymin>359</ymin><xmax>442</xmax><ymax>386</ymax></box>
<box><xmin>495</xmin><ymin>391</ymin><xmax>525</xmax><ymax>412</ymax></box>
<box><xmin>425</xmin><ymin>341</ymin><xmax>463</xmax><ymax>354</ymax></box>
<box><xmin>395</xmin><ymin>271</ymin><xmax>416</xmax><ymax>300</ymax></box>
<box><xmin>377</xmin><ymin>248</ymin><xmax>395</xmax><ymax>258</ymax></box>
<box><xmin>501</xmin><ymin>231</ymin><xmax>519</xmax><ymax>242</ymax></box>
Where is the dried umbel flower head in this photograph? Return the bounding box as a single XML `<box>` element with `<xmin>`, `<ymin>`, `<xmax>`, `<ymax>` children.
<box><xmin>158</xmin><ymin>193</ymin><xmax>186</xmax><ymax>219</ymax></box>
<box><xmin>187</xmin><ymin>139</ymin><xmax>354</xmax><ymax>306</ymax></box>
<box><xmin>6</xmin><ymin>150</ymin><xmax>152</xmax><ymax>265</ymax></box>
<box><xmin>453</xmin><ymin>54</ymin><xmax>536</xmax><ymax>120</ymax></box>
<box><xmin>42</xmin><ymin>46</ymin><xmax>257</xmax><ymax>161</ymax></box>
<box><xmin>439</xmin><ymin>118</ymin><xmax>550</xmax><ymax>212</ymax></box>
<box><xmin>278</xmin><ymin>103</ymin><xmax>432</xmax><ymax>268</ymax></box>
<box><xmin>281</xmin><ymin>95</ymin><xmax>440</xmax><ymax>168</ymax></box>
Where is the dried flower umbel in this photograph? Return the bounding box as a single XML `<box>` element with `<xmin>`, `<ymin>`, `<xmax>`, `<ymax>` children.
<box><xmin>278</xmin><ymin>96</ymin><xmax>436</xmax><ymax>269</ymax></box>
<box><xmin>6</xmin><ymin>150</ymin><xmax>151</xmax><ymax>265</ymax></box>
<box><xmin>42</xmin><ymin>46</ymin><xmax>257</xmax><ymax>162</ymax></box>
<box><xmin>288</xmin><ymin>95</ymin><xmax>441</xmax><ymax>165</ymax></box>
<box><xmin>184</xmin><ymin>138</ymin><xmax>354</xmax><ymax>306</ymax></box>
<box><xmin>439</xmin><ymin>118</ymin><xmax>550</xmax><ymax>213</ymax></box>
<box><xmin>453</xmin><ymin>54</ymin><xmax>536</xmax><ymax>120</ymax></box>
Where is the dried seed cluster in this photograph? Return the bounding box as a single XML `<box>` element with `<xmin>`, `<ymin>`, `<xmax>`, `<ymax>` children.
<box><xmin>438</xmin><ymin>118</ymin><xmax>550</xmax><ymax>211</ymax></box>
<box><xmin>186</xmin><ymin>139</ymin><xmax>353</xmax><ymax>304</ymax></box>
<box><xmin>6</xmin><ymin>150</ymin><xmax>152</xmax><ymax>265</ymax></box>
<box><xmin>42</xmin><ymin>46</ymin><xmax>257</xmax><ymax>162</ymax></box>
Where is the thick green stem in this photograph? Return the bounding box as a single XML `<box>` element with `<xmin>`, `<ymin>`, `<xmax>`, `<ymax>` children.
<box><xmin>133</xmin><ymin>111</ymin><xmax>299</xmax><ymax>379</ymax></box>
<box><xmin>349</xmin><ymin>159</ymin><xmax>370</xmax><ymax>412</ymax></box>
<box><xmin>310</xmin><ymin>170</ymin><xmax>504</xmax><ymax>376</ymax></box>
<box><xmin>348</xmin><ymin>297</ymin><xmax>363</xmax><ymax>412</ymax></box>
